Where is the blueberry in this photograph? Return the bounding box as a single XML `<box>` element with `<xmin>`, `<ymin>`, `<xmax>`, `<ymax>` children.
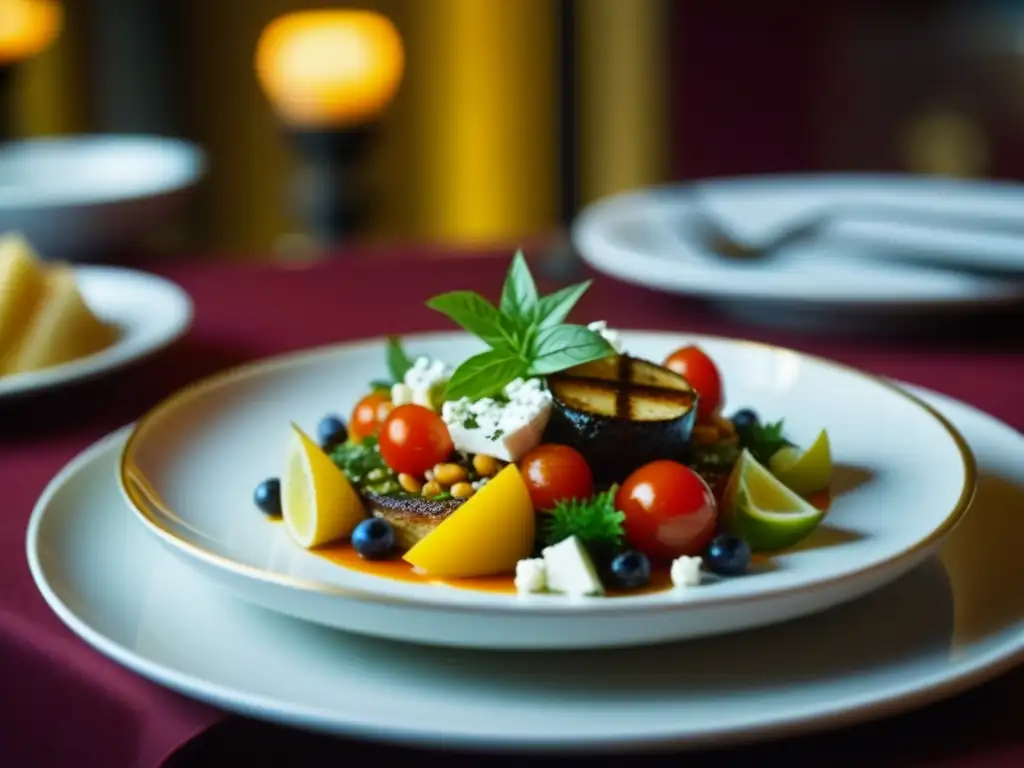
<box><xmin>317</xmin><ymin>414</ymin><xmax>348</xmax><ymax>451</ymax></box>
<box><xmin>609</xmin><ymin>549</ymin><xmax>651</xmax><ymax>589</ymax></box>
<box><xmin>704</xmin><ymin>534</ymin><xmax>751</xmax><ymax>576</ymax></box>
<box><xmin>352</xmin><ymin>517</ymin><xmax>395</xmax><ymax>560</ymax></box>
<box><xmin>730</xmin><ymin>408</ymin><xmax>759</xmax><ymax>432</ymax></box>
<box><xmin>254</xmin><ymin>478</ymin><xmax>282</xmax><ymax>517</ymax></box>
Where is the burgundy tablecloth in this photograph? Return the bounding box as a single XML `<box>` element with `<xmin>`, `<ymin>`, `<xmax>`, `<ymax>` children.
<box><xmin>2</xmin><ymin>249</ymin><xmax>1022</xmax><ymax>768</ymax></box>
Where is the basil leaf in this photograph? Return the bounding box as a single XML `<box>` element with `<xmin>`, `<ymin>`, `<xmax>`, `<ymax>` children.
<box><xmin>444</xmin><ymin>349</ymin><xmax>529</xmax><ymax>402</ymax></box>
<box><xmin>527</xmin><ymin>325</ymin><xmax>614</xmax><ymax>376</ymax></box>
<box><xmin>535</xmin><ymin>279</ymin><xmax>592</xmax><ymax>329</ymax></box>
<box><xmin>499</xmin><ymin>249</ymin><xmax>539</xmax><ymax>323</ymax></box>
<box><xmin>426</xmin><ymin>291</ymin><xmax>517</xmax><ymax>349</ymax></box>
<box><xmin>385</xmin><ymin>336</ymin><xmax>414</xmax><ymax>383</ymax></box>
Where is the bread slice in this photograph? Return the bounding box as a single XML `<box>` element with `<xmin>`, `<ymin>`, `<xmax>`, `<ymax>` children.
<box><xmin>1</xmin><ymin>265</ymin><xmax>118</xmax><ymax>375</ymax></box>
<box><xmin>0</xmin><ymin>233</ymin><xmax>48</xmax><ymax>365</ymax></box>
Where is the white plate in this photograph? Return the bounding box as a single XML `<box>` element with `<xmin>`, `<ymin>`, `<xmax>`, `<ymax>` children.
<box><xmin>571</xmin><ymin>175</ymin><xmax>1024</xmax><ymax>326</ymax></box>
<box><xmin>0</xmin><ymin>135</ymin><xmax>205</xmax><ymax>260</ymax></box>
<box><xmin>0</xmin><ymin>266</ymin><xmax>193</xmax><ymax>399</ymax></box>
<box><xmin>115</xmin><ymin>331</ymin><xmax>974</xmax><ymax>650</ymax></box>
<box><xmin>24</xmin><ymin>387</ymin><xmax>1024</xmax><ymax>751</ymax></box>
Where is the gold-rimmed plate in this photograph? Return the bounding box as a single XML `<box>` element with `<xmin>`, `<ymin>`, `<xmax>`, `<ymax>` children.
<box><xmin>118</xmin><ymin>331</ymin><xmax>976</xmax><ymax>650</ymax></box>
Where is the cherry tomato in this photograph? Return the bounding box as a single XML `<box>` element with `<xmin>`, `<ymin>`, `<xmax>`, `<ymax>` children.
<box><xmin>664</xmin><ymin>345</ymin><xmax>723</xmax><ymax>424</ymax></box>
<box><xmin>378</xmin><ymin>404</ymin><xmax>454</xmax><ymax>477</ymax></box>
<box><xmin>615</xmin><ymin>460</ymin><xmax>718</xmax><ymax>561</ymax></box>
<box><xmin>349</xmin><ymin>392</ymin><xmax>393</xmax><ymax>442</ymax></box>
<box><xmin>519</xmin><ymin>444</ymin><xmax>595</xmax><ymax>511</ymax></box>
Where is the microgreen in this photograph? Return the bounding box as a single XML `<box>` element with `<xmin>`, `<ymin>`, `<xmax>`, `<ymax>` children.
<box><xmin>541</xmin><ymin>487</ymin><xmax>626</xmax><ymax>551</ymax></box>
<box><xmin>738</xmin><ymin>419</ymin><xmax>794</xmax><ymax>465</ymax></box>
<box><xmin>426</xmin><ymin>249</ymin><xmax>613</xmax><ymax>401</ymax></box>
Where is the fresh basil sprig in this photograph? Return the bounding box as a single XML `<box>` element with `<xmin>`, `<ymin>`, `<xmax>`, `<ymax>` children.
<box><xmin>426</xmin><ymin>249</ymin><xmax>613</xmax><ymax>401</ymax></box>
<box><xmin>385</xmin><ymin>335</ymin><xmax>414</xmax><ymax>383</ymax></box>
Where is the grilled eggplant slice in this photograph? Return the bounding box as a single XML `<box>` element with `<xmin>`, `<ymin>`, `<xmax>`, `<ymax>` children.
<box><xmin>544</xmin><ymin>354</ymin><xmax>697</xmax><ymax>483</ymax></box>
<box><xmin>361</xmin><ymin>491</ymin><xmax>465</xmax><ymax>550</ymax></box>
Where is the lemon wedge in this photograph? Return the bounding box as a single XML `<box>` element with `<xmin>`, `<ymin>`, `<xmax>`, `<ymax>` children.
<box><xmin>768</xmin><ymin>429</ymin><xmax>832</xmax><ymax>495</ymax></box>
<box><xmin>281</xmin><ymin>423</ymin><xmax>367</xmax><ymax>548</ymax></box>
<box><xmin>721</xmin><ymin>448</ymin><xmax>825</xmax><ymax>552</ymax></box>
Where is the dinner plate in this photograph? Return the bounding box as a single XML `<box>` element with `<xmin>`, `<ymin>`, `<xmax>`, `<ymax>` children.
<box><xmin>116</xmin><ymin>331</ymin><xmax>974</xmax><ymax>649</ymax></box>
<box><xmin>0</xmin><ymin>266</ymin><xmax>193</xmax><ymax>399</ymax></box>
<box><xmin>24</xmin><ymin>387</ymin><xmax>1024</xmax><ymax>751</ymax></box>
<box><xmin>571</xmin><ymin>174</ymin><xmax>1024</xmax><ymax>329</ymax></box>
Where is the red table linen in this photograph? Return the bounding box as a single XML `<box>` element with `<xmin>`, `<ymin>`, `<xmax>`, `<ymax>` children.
<box><xmin>1</xmin><ymin>249</ymin><xmax>1021</xmax><ymax>767</ymax></box>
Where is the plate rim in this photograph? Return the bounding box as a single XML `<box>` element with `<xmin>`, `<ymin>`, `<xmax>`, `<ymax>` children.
<box><xmin>24</xmin><ymin>402</ymin><xmax>1024</xmax><ymax>752</ymax></box>
<box><xmin>0</xmin><ymin>265</ymin><xmax>194</xmax><ymax>398</ymax></box>
<box><xmin>116</xmin><ymin>330</ymin><xmax>978</xmax><ymax>616</ymax></box>
<box><xmin>570</xmin><ymin>175</ymin><xmax>1024</xmax><ymax>307</ymax></box>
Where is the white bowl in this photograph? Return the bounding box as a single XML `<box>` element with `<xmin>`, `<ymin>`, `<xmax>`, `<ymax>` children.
<box><xmin>0</xmin><ymin>135</ymin><xmax>205</xmax><ymax>259</ymax></box>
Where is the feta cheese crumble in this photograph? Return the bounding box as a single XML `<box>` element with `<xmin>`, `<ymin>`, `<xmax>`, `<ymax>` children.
<box><xmin>391</xmin><ymin>356</ymin><xmax>451</xmax><ymax>411</ymax></box>
<box><xmin>542</xmin><ymin>535</ymin><xmax>605</xmax><ymax>597</ymax></box>
<box><xmin>587</xmin><ymin>320</ymin><xmax>623</xmax><ymax>354</ymax></box>
<box><xmin>670</xmin><ymin>555</ymin><xmax>703</xmax><ymax>588</ymax></box>
<box><xmin>441</xmin><ymin>377</ymin><xmax>553</xmax><ymax>462</ymax></box>
<box><xmin>514</xmin><ymin>558</ymin><xmax>547</xmax><ymax>595</ymax></box>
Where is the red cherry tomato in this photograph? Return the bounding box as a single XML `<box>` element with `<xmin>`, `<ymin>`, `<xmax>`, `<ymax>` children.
<box><xmin>519</xmin><ymin>444</ymin><xmax>595</xmax><ymax>511</ymax></box>
<box><xmin>615</xmin><ymin>460</ymin><xmax>718</xmax><ymax>561</ymax></box>
<box><xmin>349</xmin><ymin>392</ymin><xmax>393</xmax><ymax>442</ymax></box>
<box><xmin>378</xmin><ymin>404</ymin><xmax>454</xmax><ymax>477</ymax></box>
<box><xmin>664</xmin><ymin>345</ymin><xmax>723</xmax><ymax>424</ymax></box>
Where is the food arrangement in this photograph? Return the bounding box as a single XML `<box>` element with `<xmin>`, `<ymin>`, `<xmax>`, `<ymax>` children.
<box><xmin>0</xmin><ymin>232</ymin><xmax>118</xmax><ymax>376</ymax></box>
<box><xmin>253</xmin><ymin>251</ymin><xmax>834</xmax><ymax>598</ymax></box>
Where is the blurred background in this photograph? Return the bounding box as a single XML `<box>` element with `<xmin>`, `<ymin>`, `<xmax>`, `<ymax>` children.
<box><xmin>5</xmin><ymin>0</ymin><xmax>1024</xmax><ymax>259</ymax></box>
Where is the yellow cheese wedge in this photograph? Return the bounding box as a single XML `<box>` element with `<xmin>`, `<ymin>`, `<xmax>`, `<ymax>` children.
<box><xmin>2</xmin><ymin>265</ymin><xmax>118</xmax><ymax>375</ymax></box>
<box><xmin>403</xmin><ymin>464</ymin><xmax>536</xmax><ymax>578</ymax></box>
<box><xmin>0</xmin><ymin>233</ymin><xmax>48</xmax><ymax>366</ymax></box>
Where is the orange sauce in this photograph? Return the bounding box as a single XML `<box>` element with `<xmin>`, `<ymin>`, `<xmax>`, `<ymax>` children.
<box><xmin>311</xmin><ymin>492</ymin><xmax>832</xmax><ymax>595</ymax></box>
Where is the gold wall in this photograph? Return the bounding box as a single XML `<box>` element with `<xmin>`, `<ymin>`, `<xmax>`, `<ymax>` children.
<box><xmin>11</xmin><ymin>0</ymin><xmax>670</xmax><ymax>256</ymax></box>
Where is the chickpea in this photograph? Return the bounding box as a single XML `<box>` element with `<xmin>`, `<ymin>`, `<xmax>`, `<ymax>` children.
<box><xmin>421</xmin><ymin>480</ymin><xmax>443</xmax><ymax>498</ymax></box>
<box><xmin>450</xmin><ymin>481</ymin><xmax>474</xmax><ymax>499</ymax></box>
<box><xmin>398</xmin><ymin>473</ymin><xmax>423</xmax><ymax>493</ymax></box>
<box><xmin>472</xmin><ymin>454</ymin><xmax>500</xmax><ymax>477</ymax></box>
<box><xmin>433</xmin><ymin>462</ymin><xmax>467</xmax><ymax>486</ymax></box>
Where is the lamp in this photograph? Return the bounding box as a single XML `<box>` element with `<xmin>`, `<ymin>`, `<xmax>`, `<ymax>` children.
<box><xmin>0</xmin><ymin>0</ymin><xmax>62</xmax><ymax>141</ymax></box>
<box><xmin>255</xmin><ymin>9</ymin><xmax>404</xmax><ymax>250</ymax></box>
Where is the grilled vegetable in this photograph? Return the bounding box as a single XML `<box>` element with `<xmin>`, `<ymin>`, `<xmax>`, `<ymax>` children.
<box><xmin>544</xmin><ymin>355</ymin><xmax>697</xmax><ymax>484</ymax></box>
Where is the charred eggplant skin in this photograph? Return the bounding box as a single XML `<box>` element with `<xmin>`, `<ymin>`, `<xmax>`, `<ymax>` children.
<box><xmin>543</xmin><ymin>355</ymin><xmax>697</xmax><ymax>485</ymax></box>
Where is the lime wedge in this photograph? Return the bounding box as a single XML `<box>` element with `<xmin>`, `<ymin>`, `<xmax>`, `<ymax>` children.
<box><xmin>768</xmin><ymin>429</ymin><xmax>831</xmax><ymax>495</ymax></box>
<box><xmin>721</xmin><ymin>449</ymin><xmax>825</xmax><ymax>552</ymax></box>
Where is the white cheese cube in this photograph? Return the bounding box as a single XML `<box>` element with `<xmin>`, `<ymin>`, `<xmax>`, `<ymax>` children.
<box><xmin>514</xmin><ymin>558</ymin><xmax>547</xmax><ymax>595</ymax></box>
<box><xmin>399</xmin><ymin>356</ymin><xmax>451</xmax><ymax>412</ymax></box>
<box><xmin>391</xmin><ymin>382</ymin><xmax>413</xmax><ymax>407</ymax></box>
<box><xmin>542</xmin><ymin>536</ymin><xmax>604</xmax><ymax>597</ymax></box>
<box><xmin>440</xmin><ymin>377</ymin><xmax>552</xmax><ymax>462</ymax></box>
<box><xmin>670</xmin><ymin>555</ymin><xmax>703</xmax><ymax>588</ymax></box>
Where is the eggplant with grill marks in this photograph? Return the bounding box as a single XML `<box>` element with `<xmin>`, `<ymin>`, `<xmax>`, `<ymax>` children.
<box><xmin>544</xmin><ymin>355</ymin><xmax>697</xmax><ymax>484</ymax></box>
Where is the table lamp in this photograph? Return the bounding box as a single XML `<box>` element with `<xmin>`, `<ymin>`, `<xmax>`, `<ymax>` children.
<box><xmin>255</xmin><ymin>9</ymin><xmax>404</xmax><ymax>250</ymax></box>
<box><xmin>0</xmin><ymin>0</ymin><xmax>62</xmax><ymax>141</ymax></box>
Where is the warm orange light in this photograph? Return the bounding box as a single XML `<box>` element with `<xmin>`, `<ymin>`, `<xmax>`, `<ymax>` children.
<box><xmin>255</xmin><ymin>10</ymin><xmax>404</xmax><ymax>129</ymax></box>
<box><xmin>0</xmin><ymin>0</ymin><xmax>62</xmax><ymax>66</ymax></box>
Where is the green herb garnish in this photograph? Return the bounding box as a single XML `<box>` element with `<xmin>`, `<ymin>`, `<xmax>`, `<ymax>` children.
<box><xmin>541</xmin><ymin>487</ymin><xmax>626</xmax><ymax>551</ymax></box>
<box><xmin>426</xmin><ymin>249</ymin><xmax>614</xmax><ymax>402</ymax></box>
<box><xmin>330</xmin><ymin>436</ymin><xmax>391</xmax><ymax>486</ymax></box>
<box><xmin>386</xmin><ymin>335</ymin><xmax>414</xmax><ymax>383</ymax></box>
<box><xmin>739</xmin><ymin>419</ymin><xmax>793</xmax><ymax>465</ymax></box>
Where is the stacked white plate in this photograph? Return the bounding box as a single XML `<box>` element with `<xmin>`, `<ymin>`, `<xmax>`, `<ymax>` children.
<box><xmin>25</xmin><ymin>331</ymin><xmax>1024</xmax><ymax>751</ymax></box>
<box><xmin>571</xmin><ymin>174</ymin><xmax>1024</xmax><ymax>331</ymax></box>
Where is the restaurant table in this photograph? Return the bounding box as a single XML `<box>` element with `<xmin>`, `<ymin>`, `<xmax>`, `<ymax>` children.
<box><xmin>1</xmin><ymin>247</ymin><xmax>1022</xmax><ymax>768</ymax></box>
